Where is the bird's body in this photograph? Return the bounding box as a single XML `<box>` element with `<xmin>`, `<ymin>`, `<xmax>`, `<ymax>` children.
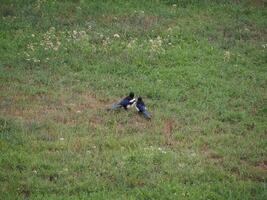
<box><xmin>108</xmin><ymin>92</ymin><xmax>136</xmax><ymax>111</ymax></box>
<box><xmin>119</xmin><ymin>96</ymin><xmax>136</xmax><ymax>109</ymax></box>
<box><xmin>108</xmin><ymin>94</ymin><xmax>151</xmax><ymax>120</ymax></box>
<box><xmin>135</xmin><ymin>97</ymin><xmax>151</xmax><ymax>119</ymax></box>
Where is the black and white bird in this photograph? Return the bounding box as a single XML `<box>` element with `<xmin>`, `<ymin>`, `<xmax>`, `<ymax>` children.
<box><xmin>108</xmin><ymin>92</ymin><xmax>136</xmax><ymax>110</ymax></box>
<box><xmin>135</xmin><ymin>97</ymin><xmax>151</xmax><ymax>119</ymax></box>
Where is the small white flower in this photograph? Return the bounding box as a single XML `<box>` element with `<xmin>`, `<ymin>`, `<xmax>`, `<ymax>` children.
<box><xmin>60</xmin><ymin>137</ymin><xmax>64</xmax><ymax>141</ymax></box>
<box><xmin>127</xmin><ymin>39</ymin><xmax>136</xmax><ymax>48</ymax></box>
<box><xmin>113</xmin><ymin>33</ymin><xmax>120</xmax><ymax>38</ymax></box>
<box><xmin>76</xmin><ymin>110</ymin><xmax>81</xmax><ymax>113</ymax></box>
<box><xmin>32</xmin><ymin>170</ymin><xmax>37</xmax><ymax>174</ymax></box>
<box><xmin>80</xmin><ymin>30</ymin><xmax>86</xmax><ymax>35</ymax></box>
<box><xmin>224</xmin><ymin>51</ymin><xmax>231</xmax><ymax>61</ymax></box>
<box><xmin>33</xmin><ymin>58</ymin><xmax>40</xmax><ymax>63</ymax></box>
<box><xmin>178</xmin><ymin>163</ymin><xmax>185</xmax><ymax>168</ymax></box>
<box><xmin>172</xmin><ymin>4</ymin><xmax>177</xmax><ymax>7</ymax></box>
<box><xmin>31</xmin><ymin>34</ymin><xmax>35</xmax><ymax>37</ymax></box>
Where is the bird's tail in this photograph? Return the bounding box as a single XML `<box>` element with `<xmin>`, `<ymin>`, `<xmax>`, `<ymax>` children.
<box><xmin>143</xmin><ymin>110</ymin><xmax>151</xmax><ymax>119</ymax></box>
<box><xmin>107</xmin><ymin>104</ymin><xmax>122</xmax><ymax>111</ymax></box>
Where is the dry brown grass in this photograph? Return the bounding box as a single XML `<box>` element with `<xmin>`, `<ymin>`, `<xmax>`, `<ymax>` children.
<box><xmin>1</xmin><ymin>91</ymin><xmax>108</xmax><ymax>125</ymax></box>
<box><xmin>71</xmin><ymin>137</ymin><xmax>83</xmax><ymax>153</ymax></box>
<box><xmin>89</xmin><ymin>116</ymin><xmax>103</xmax><ymax>129</ymax></box>
<box><xmin>163</xmin><ymin>119</ymin><xmax>174</xmax><ymax>146</ymax></box>
<box><xmin>101</xmin><ymin>13</ymin><xmax>160</xmax><ymax>33</ymax></box>
<box><xmin>256</xmin><ymin>160</ymin><xmax>267</xmax><ymax>171</ymax></box>
<box><xmin>201</xmin><ymin>144</ymin><xmax>224</xmax><ymax>164</ymax></box>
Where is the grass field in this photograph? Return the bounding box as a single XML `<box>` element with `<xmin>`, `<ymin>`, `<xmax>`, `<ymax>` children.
<box><xmin>0</xmin><ymin>0</ymin><xmax>266</xmax><ymax>199</ymax></box>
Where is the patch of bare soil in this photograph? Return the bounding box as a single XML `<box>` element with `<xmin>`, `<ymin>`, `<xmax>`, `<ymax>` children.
<box><xmin>78</xmin><ymin>93</ymin><xmax>107</xmax><ymax>110</ymax></box>
<box><xmin>256</xmin><ymin>160</ymin><xmax>267</xmax><ymax>171</ymax></box>
<box><xmin>161</xmin><ymin>118</ymin><xmax>184</xmax><ymax>147</ymax></box>
<box><xmin>163</xmin><ymin>119</ymin><xmax>174</xmax><ymax>146</ymax></box>
<box><xmin>0</xmin><ymin>92</ymin><xmax>108</xmax><ymax>124</ymax></box>
<box><xmin>201</xmin><ymin>144</ymin><xmax>224</xmax><ymax>164</ymax></box>
<box><xmin>249</xmin><ymin>0</ymin><xmax>266</xmax><ymax>7</ymax></box>
<box><xmin>101</xmin><ymin>14</ymin><xmax>160</xmax><ymax>32</ymax></box>
<box><xmin>89</xmin><ymin>116</ymin><xmax>103</xmax><ymax>129</ymax></box>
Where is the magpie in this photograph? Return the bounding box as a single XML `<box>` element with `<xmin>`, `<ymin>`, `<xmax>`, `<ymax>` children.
<box><xmin>108</xmin><ymin>92</ymin><xmax>136</xmax><ymax>110</ymax></box>
<box><xmin>135</xmin><ymin>97</ymin><xmax>151</xmax><ymax>119</ymax></box>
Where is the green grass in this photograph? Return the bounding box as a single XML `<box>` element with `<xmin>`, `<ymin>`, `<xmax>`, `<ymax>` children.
<box><xmin>0</xmin><ymin>0</ymin><xmax>266</xmax><ymax>199</ymax></box>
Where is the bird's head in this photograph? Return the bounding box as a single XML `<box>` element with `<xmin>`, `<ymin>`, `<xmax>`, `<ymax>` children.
<box><xmin>137</xmin><ymin>97</ymin><xmax>142</xmax><ymax>101</ymax></box>
<box><xmin>129</xmin><ymin>92</ymin><xmax>134</xmax><ymax>98</ymax></box>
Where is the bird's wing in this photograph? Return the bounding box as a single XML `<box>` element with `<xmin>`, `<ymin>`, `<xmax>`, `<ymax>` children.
<box><xmin>129</xmin><ymin>98</ymin><xmax>136</xmax><ymax>104</ymax></box>
<box><xmin>138</xmin><ymin>104</ymin><xmax>146</xmax><ymax>112</ymax></box>
<box><xmin>127</xmin><ymin>98</ymin><xmax>136</xmax><ymax>108</ymax></box>
<box><xmin>119</xmin><ymin>98</ymin><xmax>129</xmax><ymax>106</ymax></box>
<box><xmin>143</xmin><ymin>110</ymin><xmax>151</xmax><ymax>119</ymax></box>
<box><xmin>135</xmin><ymin>104</ymin><xmax>140</xmax><ymax>111</ymax></box>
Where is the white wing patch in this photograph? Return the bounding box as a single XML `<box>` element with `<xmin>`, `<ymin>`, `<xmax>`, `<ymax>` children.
<box><xmin>129</xmin><ymin>98</ymin><xmax>136</xmax><ymax>103</ymax></box>
<box><xmin>135</xmin><ymin>104</ymin><xmax>140</xmax><ymax>111</ymax></box>
<box><xmin>127</xmin><ymin>98</ymin><xmax>136</xmax><ymax>108</ymax></box>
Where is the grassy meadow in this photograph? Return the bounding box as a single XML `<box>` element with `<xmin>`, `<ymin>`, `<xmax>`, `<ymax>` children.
<box><xmin>0</xmin><ymin>0</ymin><xmax>266</xmax><ymax>199</ymax></box>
